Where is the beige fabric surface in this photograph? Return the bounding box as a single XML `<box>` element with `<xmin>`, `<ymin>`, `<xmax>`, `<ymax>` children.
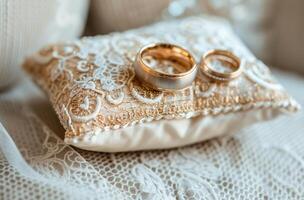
<box><xmin>0</xmin><ymin>0</ymin><xmax>89</xmax><ymax>89</ymax></box>
<box><xmin>272</xmin><ymin>0</ymin><xmax>304</xmax><ymax>73</ymax></box>
<box><xmin>88</xmin><ymin>0</ymin><xmax>171</xmax><ymax>34</ymax></box>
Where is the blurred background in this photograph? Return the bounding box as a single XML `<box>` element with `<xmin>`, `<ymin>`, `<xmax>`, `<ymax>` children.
<box><xmin>0</xmin><ymin>0</ymin><xmax>303</xmax><ymax>90</ymax></box>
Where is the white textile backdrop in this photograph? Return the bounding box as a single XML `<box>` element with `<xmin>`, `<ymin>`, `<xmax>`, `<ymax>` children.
<box><xmin>0</xmin><ymin>0</ymin><xmax>88</xmax><ymax>89</ymax></box>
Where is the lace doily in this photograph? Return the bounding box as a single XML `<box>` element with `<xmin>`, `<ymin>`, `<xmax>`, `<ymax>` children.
<box><xmin>23</xmin><ymin>16</ymin><xmax>299</xmax><ymax>144</ymax></box>
<box><xmin>0</xmin><ymin>71</ymin><xmax>304</xmax><ymax>199</ymax></box>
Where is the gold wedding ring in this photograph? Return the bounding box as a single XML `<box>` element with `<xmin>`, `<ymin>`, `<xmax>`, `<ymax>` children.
<box><xmin>200</xmin><ymin>49</ymin><xmax>242</xmax><ymax>81</ymax></box>
<box><xmin>134</xmin><ymin>43</ymin><xmax>198</xmax><ymax>91</ymax></box>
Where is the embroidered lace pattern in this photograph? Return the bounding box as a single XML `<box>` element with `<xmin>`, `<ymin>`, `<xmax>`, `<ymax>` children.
<box><xmin>23</xmin><ymin>16</ymin><xmax>299</xmax><ymax>141</ymax></box>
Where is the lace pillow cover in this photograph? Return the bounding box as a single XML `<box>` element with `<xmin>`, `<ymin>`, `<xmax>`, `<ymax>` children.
<box><xmin>23</xmin><ymin>16</ymin><xmax>299</xmax><ymax>152</ymax></box>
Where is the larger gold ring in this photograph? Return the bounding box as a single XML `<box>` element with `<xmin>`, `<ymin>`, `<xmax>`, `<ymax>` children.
<box><xmin>200</xmin><ymin>49</ymin><xmax>242</xmax><ymax>81</ymax></box>
<box><xmin>134</xmin><ymin>43</ymin><xmax>198</xmax><ymax>91</ymax></box>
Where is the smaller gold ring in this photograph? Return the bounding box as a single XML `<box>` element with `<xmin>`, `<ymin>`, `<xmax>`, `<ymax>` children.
<box><xmin>200</xmin><ymin>49</ymin><xmax>242</xmax><ymax>81</ymax></box>
<box><xmin>134</xmin><ymin>43</ymin><xmax>198</xmax><ymax>91</ymax></box>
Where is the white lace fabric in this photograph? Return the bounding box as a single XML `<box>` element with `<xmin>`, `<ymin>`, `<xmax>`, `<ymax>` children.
<box><xmin>23</xmin><ymin>16</ymin><xmax>298</xmax><ymax>152</ymax></box>
<box><xmin>0</xmin><ymin>70</ymin><xmax>304</xmax><ymax>199</ymax></box>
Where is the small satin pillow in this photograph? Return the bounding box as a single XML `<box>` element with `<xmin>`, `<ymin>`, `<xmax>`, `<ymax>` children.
<box><xmin>23</xmin><ymin>16</ymin><xmax>299</xmax><ymax>152</ymax></box>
